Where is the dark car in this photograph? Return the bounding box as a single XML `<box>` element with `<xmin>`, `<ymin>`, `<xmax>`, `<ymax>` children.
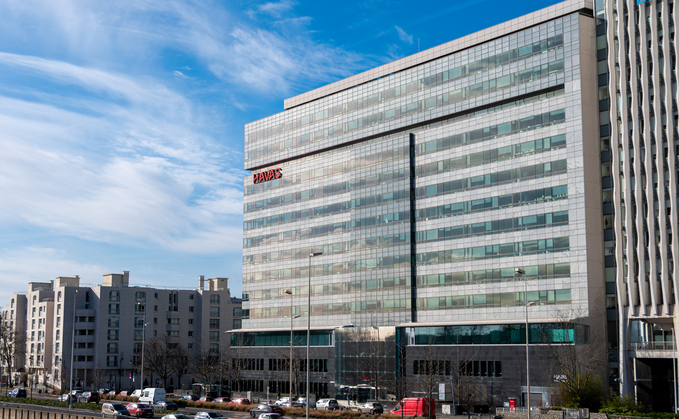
<box><xmin>250</xmin><ymin>404</ymin><xmax>284</xmax><ymax>417</ymax></box>
<box><xmin>152</xmin><ymin>401</ymin><xmax>179</xmax><ymax>411</ymax></box>
<box><xmin>7</xmin><ymin>388</ymin><xmax>27</xmax><ymax>398</ymax></box>
<box><xmin>358</xmin><ymin>402</ymin><xmax>384</xmax><ymax>414</ymax></box>
<box><xmin>126</xmin><ymin>403</ymin><xmax>155</xmax><ymax>418</ymax></box>
<box><xmin>78</xmin><ymin>391</ymin><xmax>100</xmax><ymax>403</ymax></box>
<box><xmin>102</xmin><ymin>402</ymin><xmax>131</xmax><ymax>418</ymax></box>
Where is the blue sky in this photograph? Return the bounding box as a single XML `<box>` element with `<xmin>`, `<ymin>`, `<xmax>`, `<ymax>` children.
<box><xmin>0</xmin><ymin>0</ymin><xmax>561</xmax><ymax>302</ymax></box>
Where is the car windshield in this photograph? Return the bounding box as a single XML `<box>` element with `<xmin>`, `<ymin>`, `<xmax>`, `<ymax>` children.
<box><xmin>208</xmin><ymin>414</ymin><xmax>223</xmax><ymax>418</ymax></box>
<box><xmin>112</xmin><ymin>404</ymin><xmax>126</xmax><ymax>409</ymax></box>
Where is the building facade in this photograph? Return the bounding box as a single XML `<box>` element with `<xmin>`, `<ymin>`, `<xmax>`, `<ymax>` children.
<box><xmin>1</xmin><ymin>272</ymin><xmax>242</xmax><ymax>393</ymax></box>
<box><xmin>242</xmin><ymin>0</ymin><xmax>614</xmax><ymax>408</ymax></box>
<box><xmin>595</xmin><ymin>0</ymin><xmax>679</xmax><ymax>411</ymax></box>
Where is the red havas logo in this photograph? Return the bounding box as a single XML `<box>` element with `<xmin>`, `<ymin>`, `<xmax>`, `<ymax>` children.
<box><xmin>253</xmin><ymin>168</ymin><xmax>282</xmax><ymax>184</ymax></box>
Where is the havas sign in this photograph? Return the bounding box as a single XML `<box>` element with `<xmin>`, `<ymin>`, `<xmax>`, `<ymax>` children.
<box><xmin>253</xmin><ymin>167</ymin><xmax>282</xmax><ymax>184</ymax></box>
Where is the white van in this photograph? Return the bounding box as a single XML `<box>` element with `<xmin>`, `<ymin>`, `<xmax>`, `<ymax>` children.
<box><xmin>131</xmin><ymin>389</ymin><xmax>142</xmax><ymax>398</ymax></box>
<box><xmin>138</xmin><ymin>388</ymin><xmax>166</xmax><ymax>404</ymax></box>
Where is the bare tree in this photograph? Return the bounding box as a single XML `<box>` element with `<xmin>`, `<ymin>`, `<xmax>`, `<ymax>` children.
<box><xmin>92</xmin><ymin>364</ymin><xmax>107</xmax><ymax>390</ymax></box>
<box><xmin>0</xmin><ymin>318</ymin><xmax>25</xmax><ymax>387</ymax></box>
<box><xmin>144</xmin><ymin>335</ymin><xmax>175</xmax><ymax>388</ymax></box>
<box><xmin>354</xmin><ymin>327</ymin><xmax>394</xmax><ymax>400</ymax></box>
<box><xmin>169</xmin><ymin>343</ymin><xmax>189</xmax><ymax>390</ymax></box>
<box><xmin>414</xmin><ymin>337</ymin><xmax>444</xmax><ymax>403</ymax></box>
<box><xmin>190</xmin><ymin>343</ymin><xmax>216</xmax><ymax>384</ymax></box>
<box><xmin>228</xmin><ymin>333</ymin><xmax>252</xmax><ymax>392</ymax></box>
<box><xmin>537</xmin><ymin>306</ymin><xmax>608</xmax><ymax>409</ymax></box>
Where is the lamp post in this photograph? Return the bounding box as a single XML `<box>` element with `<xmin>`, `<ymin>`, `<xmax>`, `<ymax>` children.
<box><xmin>307</xmin><ymin>252</ymin><xmax>322</xmax><ymax>419</ymax></box>
<box><xmin>284</xmin><ymin>290</ymin><xmax>300</xmax><ymax>405</ymax></box>
<box><xmin>515</xmin><ymin>268</ymin><xmax>529</xmax><ymax>419</ymax></box>
<box><xmin>69</xmin><ymin>289</ymin><xmax>78</xmax><ymax>411</ymax></box>
<box><xmin>137</xmin><ymin>302</ymin><xmax>149</xmax><ymax>391</ymax></box>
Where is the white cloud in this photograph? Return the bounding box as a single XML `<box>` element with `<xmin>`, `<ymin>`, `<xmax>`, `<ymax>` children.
<box><xmin>0</xmin><ymin>54</ymin><xmax>245</xmax><ymax>254</ymax></box>
<box><xmin>0</xmin><ymin>247</ymin><xmax>107</xmax><ymax>303</ymax></box>
<box><xmin>395</xmin><ymin>26</ymin><xmax>414</xmax><ymax>45</ymax></box>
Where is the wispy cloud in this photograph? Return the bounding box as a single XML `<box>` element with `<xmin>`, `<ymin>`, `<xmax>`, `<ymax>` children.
<box><xmin>395</xmin><ymin>26</ymin><xmax>414</xmax><ymax>44</ymax></box>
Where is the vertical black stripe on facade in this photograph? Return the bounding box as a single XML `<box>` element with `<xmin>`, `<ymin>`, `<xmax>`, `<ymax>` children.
<box><xmin>409</xmin><ymin>133</ymin><xmax>417</xmax><ymax>322</ymax></box>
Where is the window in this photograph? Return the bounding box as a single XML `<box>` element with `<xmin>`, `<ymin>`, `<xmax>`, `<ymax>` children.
<box><xmin>32</xmin><ymin>307</ymin><xmax>36</xmax><ymax>317</ymax></box>
<box><xmin>188</xmin><ymin>319</ymin><xmax>194</xmax><ymax>325</ymax></box>
<box><xmin>134</xmin><ymin>330</ymin><xmax>144</xmax><ymax>341</ymax></box>
<box><xmin>189</xmin><ymin>294</ymin><xmax>194</xmax><ymax>300</ymax></box>
<box><xmin>107</xmin><ymin>343</ymin><xmax>118</xmax><ymax>354</ymax></box>
<box><xmin>210</xmin><ymin>307</ymin><xmax>220</xmax><ymax>317</ymax></box>
<box><xmin>210</xmin><ymin>331</ymin><xmax>220</xmax><ymax>342</ymax></box>
<box><xmin>154</xmin><ymin>293</ymin><xmax>158</xmax><ymax>299</ymax></box>
<box><xmin>167</xmin><ymin>318</ymin><xmax>179</xmax><ymax>325</ymax></box>
<box><xmin>55</xmin><ymin>343</ymin><xmax>60</xmax><ymax>353</ymax></box>
<box><xmin>189</xmin><ymin>306</ymin><xmax>194</xmax><ymax>313</ymax></box>
<box><xmin>85</xmin><ymin>291</ymin><xmax>90</xmax><ymax>302</ymax></box>
<box><xmin>210</xmin><ymin>295</ymin><xmax>220</xmax><ymax>304</ymax></box>
<box><xmin>108</xmin><ymin>304</ymin><xmax>120</xmax><ymax>314</ymax></box>
<box><xmin>135</xmin><ymin>292</ymin><xmax>146</xmax><ymax>302</ymax></box>
<box><xmin>133</xmin><ymin>343</ymin><xmax>143</xmax><ymax>354</ymax></box>
<box><xmin>55</xmin><ymin>330</ymin><xmax>60</xmax><ymax>340</ymax></box>
<box><xmin>209</xmin><ymin>343</ymin><xmax>219</xmax><ymax>354</ymax></box>
<box><xmin>108</xmin><ymin>318</ymin><xmax>120</xmax><ymax>327</ymax></box>
<box><xmin>56</xmin><ymin>317</ymin><xmax>61</xmax><ymax>327</ymax></box>
<box><xmin>134</xmin><ymin>318</ymin><xmax>144</xmax><ymax>328</ymax></box>
<box><xmin>135</xmin><ymin>304</ymin><xmax>145</xmax><ymax>314</ymax></box>
<box><xmin>109</xmin><ymin>291</ymin><xmax>120</xmax><ymax>302</ymax></box>
<box><xmin>234</xmin><ymin>308</ymin><xmax>242</xmax><ymax>317</ymax></box>
<box><xmin>209</xmin><ymin>319</ymin><xmax>220</xmax><ymax>329</ymax></box>
<box><xmin>56</xmin><ymin>304</ymin><xmax>61</xmax><ymax>315</ymax></box>
<box><xmin>188</xmin><ymin>343</ymin><xmax>193</xmax><ymax>349</ymax></box>
<box><xmin>168</xmin><ymin>331</ymin><xmax>179</xmax><ymax>337</ymax></box>
<box><xmin>107</xmin><ymin>356</ymin><xmax>118</xmax><ymax>367</ymax></box>
<box><xmin>233</xmin><ymin>319</ymin><xmax>242</xmax><ymax>329</ymax></box>
<box><xmin>154</xmin><ymin>305</ymin><xmax>158</xmax><ymax>312</ymax></box>
<box><xmin>108</xmin><ymin>330</ymin><xmax>119</xmax><ymax>341</ymax></box>
<box><xmin>188</xmin><ymin>331</ymin><xmax>193</xmax><ymax>337</ymax></box>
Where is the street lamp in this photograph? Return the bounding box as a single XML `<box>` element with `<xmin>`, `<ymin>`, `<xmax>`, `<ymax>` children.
<box><xmin>69</xmin><ymin>289</ymin><xmax>79</xmax><ymax>411</ymax></box>
<box><xmin>515</xmin><ymin>268</ymin><xmax>529</xmax><ymax>419</ymax></box>
<box><xmin>137</xmin><ymin>302</ymin><xmax>149</xmax><ymax>391</ymax></box>
<box><xmin>307</xmin><ymin>252</ymin><xmax>322</xmax><ymax>419</ymax></box>
<box><xmin>284</xmin><ymin>289</ymin><xmax>301</xmax><ymax>405</ymax></box>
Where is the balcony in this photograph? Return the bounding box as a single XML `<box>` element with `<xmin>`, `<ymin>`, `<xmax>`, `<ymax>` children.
<box><xmin>630</xmin><ymin>341</ymin><xmax>677</xmax><ymax>359</ymax></box>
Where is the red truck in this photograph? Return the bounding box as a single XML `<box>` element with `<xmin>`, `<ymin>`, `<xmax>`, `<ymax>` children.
<box><xmin>389</xmin><ymin>397</ymin><xmax>436</xmax><ymax>418</ymax></box>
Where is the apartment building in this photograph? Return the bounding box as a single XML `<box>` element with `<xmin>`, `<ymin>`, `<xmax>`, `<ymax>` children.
<box><xmin>1</xmin><ymin>272</ymin><xmax>242</xmax><ymax>392</ymax></box>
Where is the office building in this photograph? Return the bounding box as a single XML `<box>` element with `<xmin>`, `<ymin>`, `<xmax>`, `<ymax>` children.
<box><xmin>241</xmin><ymin>0</ymin><xmax>613</xmax><ymax>407</ymax></box>
<box><xmin>1</xmin><ymin>272</ymin><xmax>242</xmax><ymax>392</ymax></box>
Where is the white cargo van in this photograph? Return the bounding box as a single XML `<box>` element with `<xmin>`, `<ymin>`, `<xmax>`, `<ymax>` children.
<box><xmin>139</xmin><ymin>388</ymin><xmax>166</xmax><ymax>404</ymax></box>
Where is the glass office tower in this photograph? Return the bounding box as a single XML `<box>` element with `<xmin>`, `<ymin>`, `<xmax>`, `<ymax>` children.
<box><xmin>241</xmin><ymin>0</ymin><xmax>607</xmax><ymax>405</ymax></box>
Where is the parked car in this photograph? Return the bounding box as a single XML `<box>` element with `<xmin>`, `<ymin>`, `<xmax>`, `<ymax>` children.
<box><xmin>161</xmin><ymin>415</ymin><xmax>190</xmax><ymax>419</ymax></box>
<box><xmin>230</xmin><ymin>398</ymin><xmax>251</xmax><ymax>405</ymax></box>
<box><xmin>7</xmin><ymin>388</ymin><xmax>27</xmax><ymax>398</ymax></box>
<box><xmin>102</xmin><ymin>402</ymin><xmax>132</xmax><ymax>418</ymax></box>
<box><xmin>195</xmin><ymin>413</ymin><xmax>226</xmax><ymax>419</ymax></box>
<box><xmin>100</xmin><ymin>388</ymin><xmax>111</xmax><ymax>394</ymax></box>
<box><xmin>316</xmin><ymin>399</ymin><xmax>339</xmax><ymax>410</ymax></box>
<box><xmin>58</xmin><ymin>392</ymin><xmax>79</xmax><ymax>402</ymax></box>
<box><xmin>182</xmin><ymin>394</ymin><xmax>200</xmax><ymax>401</ymax></box>
<box><xmin>250</xmin><ymin>404</ymin><xmax>284</xmax><ymax>417</ymax></box>
<box><xmin>126</xmin><ymin>403</ymin><xmax>155</xmax><ymax>418</ymax></box>
<box><xmin>292</xmin><ymin>397</ymin><xmax>315</xmax><ymax>408</ymax></box>
<box><xmin>119</xmin><ymin>390</ymin><xmax>130</xmax><ymax>396</ymax></box>
<box><xmin>214</xmin><ymin>397</ymin><xmax>231</xmax><ymax>403</ymax></box>
<box><xmin>152</xmin><ymin>401</ymin><xmax>178</xmax><ymax>411</ymax></box>
<box><xmin>358</xmin><ymin>402</ymin><xmax>384</xmax><ymax>414</ymax></box>
<box><xmin>78</xmin><ymin>391</ymin><xmax>100</xmax><ymax>403</ymax></box>
<box><xmin>197</xmin><ymin>396</ymin><xmax>214</xmax><ymax>402</ymax></box>
<box><xmin>258</xmin><ymin>414</ymin><xmax>282</xmax><ymax>419</ymax></box>
<box><xmin>274</xmin><ymin>397</ymin><xmax>290</xmax><ymax>406</ymax></box>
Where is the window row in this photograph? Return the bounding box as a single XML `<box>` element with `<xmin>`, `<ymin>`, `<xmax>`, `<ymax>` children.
<box><xmin>417</xmin><ymin>262</ymin><xmax>571</xmax><ymax>287</ymax></box>
<box><xmin>411</xmin><ymin>323</ymin><xmax>581</xmax><ymax>345</ymax></box>
<box><xmin>412</xmin><ymin>360</ymin><xmax>502</xmax><ymax>378</ymax></box>
<box><xmin>244</xmin><ymin>184</ymin><xmax>568</xmax><ymax>250</ymax></box>
<box><xmin>245</xmin><ymin>276</ymin><xmax>410</xmax><ymax>301</ymax></box>
<box><xmin>245</xmin><ymin>298</ymin><xmax>412</xmax><ymax>321</ymax></box>
<box><xmin>246</xmin><ymin>60</ymin><xmax>565</xmax><ymax>160</ymax></box>
<box><xmin>416</xmin><ymin>236</ymin><xmax>570</xmax><ymax>265</ymax></box>
<box><xmin>247</xmin><ymin>34</ymin><xmax>564</xmax><ymax>142</ymax></box>
<box><xmin>417</xmin><ymin>288</ymin><xmax>572</xmax><ymax>310</ymax></box>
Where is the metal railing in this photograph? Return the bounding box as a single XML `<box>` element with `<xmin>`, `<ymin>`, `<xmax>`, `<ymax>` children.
<box><xmin>630</xmin><ymin>341</ymin><xmax>676</xmax><ymax>351</ymax></box>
